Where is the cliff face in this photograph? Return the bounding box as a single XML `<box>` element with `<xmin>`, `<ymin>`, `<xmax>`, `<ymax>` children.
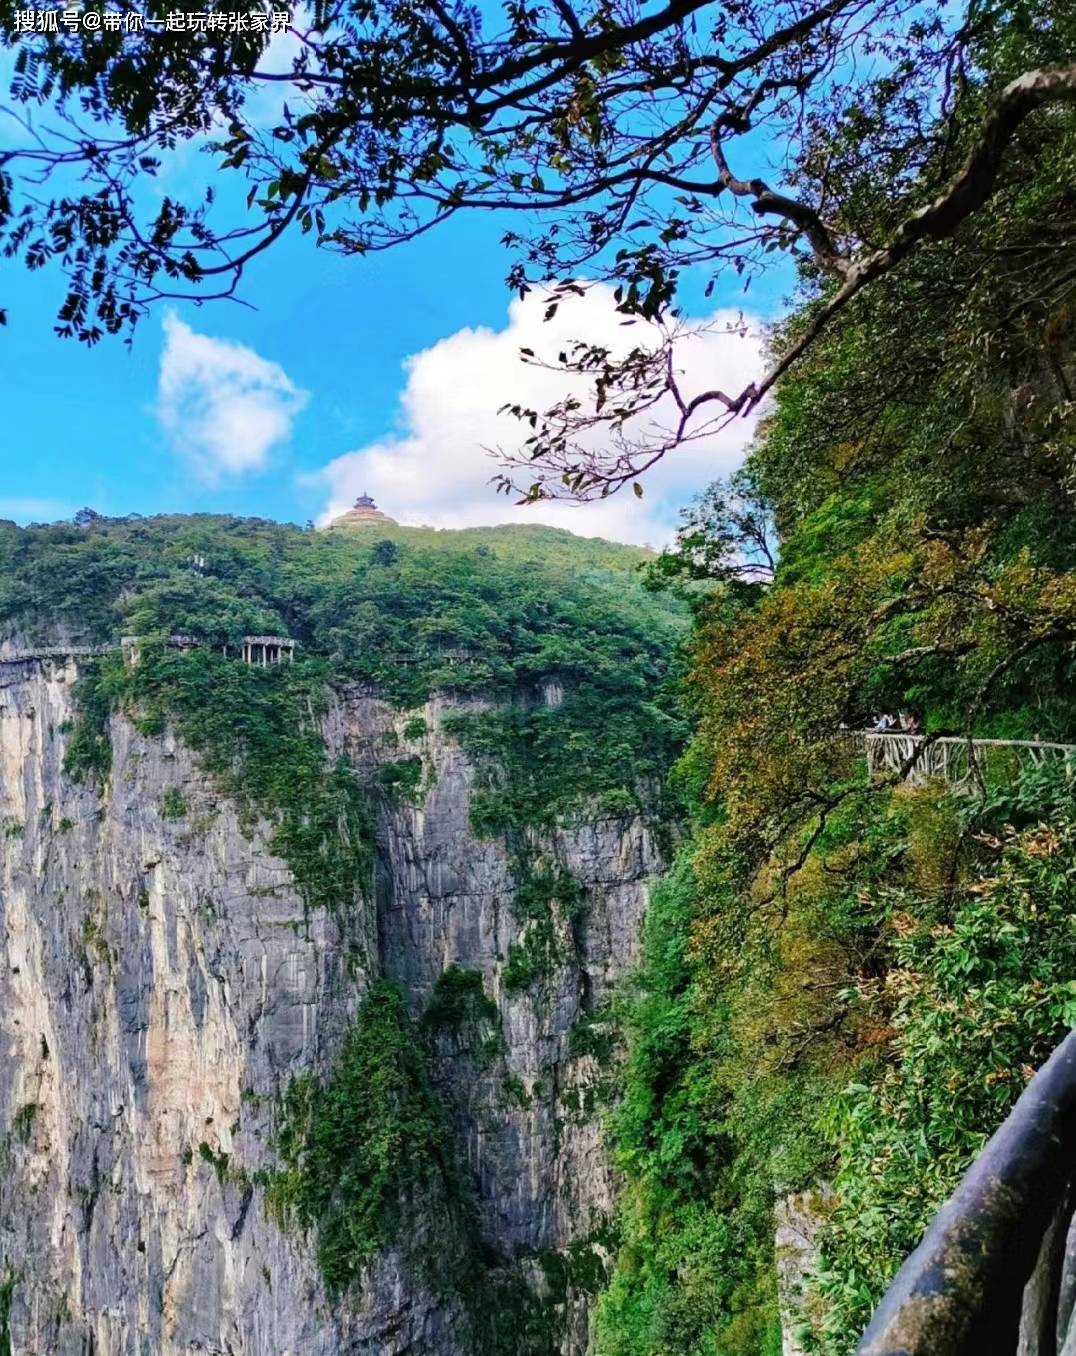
<box><xmin>0</xmin><ymin>655</ymin><xmax>662</xmax><ymax>1355</ymax></box>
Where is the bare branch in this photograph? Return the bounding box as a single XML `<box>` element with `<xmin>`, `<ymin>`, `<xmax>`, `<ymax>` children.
<box><xmin>741</xmin><ymin>63</ymin><xmax>1076</xmax><ymax>413</ymax></box>
<box><xmin>710</xmin><ymin>132</ymin><xmax>851</xmax><ymax>278</ymax></box>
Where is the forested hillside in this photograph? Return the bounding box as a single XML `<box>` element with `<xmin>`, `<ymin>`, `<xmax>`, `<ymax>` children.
<box><xmin>0</xmin><ymin>516</ymin><xmax>690</xmax><ymax>1355</ymax></box>
<box><xmin>593</xmin><ymin>7</ymin><xmax>1076</xmax><ymax>1351</ymax></box>
<box><xmin>0</xmin><ymin>513</ymin><xmax>687</xmax><ymax>834</ymax></box>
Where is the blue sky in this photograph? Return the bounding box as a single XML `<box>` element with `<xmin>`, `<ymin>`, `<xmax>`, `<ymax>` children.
<box><xmin>0</xmin><ymin>121</ymin><xmax>793</xmax><ymax>545</ymax></box>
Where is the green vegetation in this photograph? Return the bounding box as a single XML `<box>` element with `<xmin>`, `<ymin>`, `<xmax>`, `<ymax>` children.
<box><xmin>267</xmin><ymin>980</ymin><xmax>461</xmax><ymax>1295</ymax></box>
<box><xmin>589</xmin><ymin>8</ymin><xmax>1076</xmax><ymax>1345</ymax></box>
<box><xmin>3</xmin><ymin>518</ymin><xmax>684</xmax><ymax>912</ymax></box>
<box><xmin>197</xmin><ymin>1141</ymin><xmax>232</xmax><ymax>1185</ymax></box>
<box><xmin>594</xmin><ymin>852</ymin><xmax>785</xmax><ymax>1356</ymax></box>
<box><xmin>567</xmin><ymin>1011</ymin><xmax>616</xmax><ymax>1065</ymax></box>
<box><xmin>422</xmin><ymin>966</ymin><xmax>498</xmax><ymax>1032</ymax></box>
<box><xmin>267</xmin><ymin>970</ymin><xmax>610</xmax><ymax>1353</ymax></box>
<box><xmin>502</xmin><ymin>865</ymin><xmax>585</xmax><ymax>995</ymax></box>
<box><xmin>501</xmin><ymin>1073</ymin><xmax>531</xmax><ymax>1110</ymax></box>
<box><xmin>0</xmin><ymin>518</ymin><xmax>682</xmax><ymax>714</ymax></box>
<box><xmin>501</xmin><ymin>939</ymin><xmax>552</xmax><ymax>995</ymax></box>
<box><xmin>445</xmin><ymin>690</ymin><xmax>684</xmax><ymax>837</ymax></box>
<box><xmin>62</xmin><ymin>662</ymin><xmax>113</xmax><ymax>785</ymax></box>
<box><xmin>0</xmin><ymin>1274</ymin><xmax>13</xmax><ymax>1356</ymax></box>
<box><xmin>814</xmin><ymin>780</ymin><xmax>1076</xmax><ymax>1345</ymax></box>
<box><xmin>599</xmin><ymin>748</ymin><xmax>1076</xmax><ymax>1352</ymax></box>
<box><xmin>378</xmin><ymin>757</ymin><xmax>426</xmax><ymax>805</ymax></box>
<box><xmin>80</xmin><ymin>916</ymin><xmax>109</xmax><ymax>966</ymax></box>
<box><xmin>160</xmin><ymin>788</ymin><xmax>188</xmax><ymax>820</ymax></box>
<box><xmin>124</xmin><ymin>647</ymin><xmax>375</xmax><ymax>916</ymax></box>
<box><xmin>482</xmin><ymin>1236</ymin><xmax>614</xmax><ymax>1353</ymax></box>
<box><xmin>11</xmin><ymin>1104</ymin><xmax>37</xmax><ymax>1145</ymax></box>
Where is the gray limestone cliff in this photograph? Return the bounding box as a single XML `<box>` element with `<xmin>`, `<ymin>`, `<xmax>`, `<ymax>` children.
<box><xmin>0</xmin><ymin>655</ymin><xmax>664</xmax><ymax>1355</ymax></box>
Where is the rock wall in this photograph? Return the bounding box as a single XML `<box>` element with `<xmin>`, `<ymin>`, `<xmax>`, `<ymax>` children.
<box><xmin>775</xmin><ymin>1187</ymin><xmax>835</xmax><ymax>1356</ymax></box>
<box><xmin>0</xmin><ymin>658</ymin><xmax>662</xmax><ymax>1355</ymax></box>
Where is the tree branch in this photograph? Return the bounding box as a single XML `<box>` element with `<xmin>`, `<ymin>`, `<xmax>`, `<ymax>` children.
<box><xmin>740</xmin><ymin>62</ymin><xmax>1076</xmax><ymax>413</ymax></box>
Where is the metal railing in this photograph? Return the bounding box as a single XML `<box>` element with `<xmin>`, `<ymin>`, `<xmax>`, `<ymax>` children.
<box><xmin>0</xmin><ymin>634</ymin><xmax>298</xmax><ymax>667</ymax></box>
<box><xmin>857</xmin><ymin>1029</ymin><xmax>1076</xmax><ymax>1355</ymax></box>
<box><xmin>0</xmin><ymin>644</ymin><xmax>117</xmax><ymax>662</ymax></box>
<box><xmin>861</xmin><ymin>731</ymin><xmax>1076</xmax><ymax>788</ymax></box>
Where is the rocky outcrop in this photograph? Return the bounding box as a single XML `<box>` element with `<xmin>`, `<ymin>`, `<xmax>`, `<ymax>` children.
<box><xmin>0</xmin><ymin>658</ymin><xmax>662</xmax><ymax>1354</ymax></box>
<box><xmin>775</xmin><ymin>1187</ymin><xmax>834</xmax><ymax>1356</ymax></box>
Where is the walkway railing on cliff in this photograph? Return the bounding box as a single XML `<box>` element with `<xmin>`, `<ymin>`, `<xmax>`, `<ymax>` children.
<box><xmin>0</xmin><ymin>634</ymin><xmax>296</xmax><ymax>667</ymax></box>
<box><xmin>0</xmin><ymin>639</ymin><xmax>493</xmax><ymax>669</ymax></box>
<box><xmin>856</xmin><ymin>1029</ymin><xmax>1076</xmax><ymax>1356</ymax></box>
<box><xmin>853</xmin><ymin>730</ymin><xmax>1076</xmax><ymax>1353</ymax></box>
<box><xmin>0</xmin><ymin>644</ymin><xmax>119</xmax><ymax>662</ymax></box>
<box><xmin>858</xmin><ymin>730</ymin><xmax>1076</xmax><ymax>787</ymax></box>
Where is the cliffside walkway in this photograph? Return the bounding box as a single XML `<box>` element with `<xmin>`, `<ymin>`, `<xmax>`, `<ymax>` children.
<box><xmin>859</xmin><ymin>730</ymin><xmax>1076</xmax><ymax>786</ymax></box>
<box><xmin>0</xmin><ymin>641</ymin><xmax>479</xmax><ymax>669</ymax></box>
<box><xmin>0</xmin><ymin>644</ymin><xmax>119</xmax><ymax>662</ymax></box>
<box><xmin>0</xmin><ymin>635</ymin><xmax>296</xmax><ymax>667</ymax></box>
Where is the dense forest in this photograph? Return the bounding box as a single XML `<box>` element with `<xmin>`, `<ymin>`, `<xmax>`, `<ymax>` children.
<box><xmin>591</xmin><ymin>7</ymin><xmax>1076</xmax><ymax>1351</ymax></box>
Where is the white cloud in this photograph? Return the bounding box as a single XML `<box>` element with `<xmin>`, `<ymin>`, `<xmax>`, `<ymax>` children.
<box><xmin>156</xmin><ymin>313</ymin><xmax>308</xmax><ymax>482</ymax></box>
<box><xmin>311</xmin><ymin>286</ymin><xmax>764</xmax><ymax>546</ymax></box>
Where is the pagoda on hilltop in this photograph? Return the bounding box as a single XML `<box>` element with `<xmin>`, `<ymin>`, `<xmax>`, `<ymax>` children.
<box><xmin>325</xmin><ymin>492</ymin><xmax>398</xmax><ymax>530</ymax></box>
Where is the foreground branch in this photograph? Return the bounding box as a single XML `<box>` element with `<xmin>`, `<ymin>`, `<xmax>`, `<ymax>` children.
<box><xmin>502</xmin><ymin>60</ymin><xmax>1076</xmax><ymax>504</ymax></box>
<box><xmin>740</xmin><ymin>63</ymin><xmax>1076</xmax><ymax>415</ymax></box>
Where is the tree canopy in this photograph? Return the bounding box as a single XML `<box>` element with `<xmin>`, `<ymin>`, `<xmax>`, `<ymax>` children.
<box><xmin>2</xmin><ymin>0</ymin><xmax>1074</xmax><ymax>498</ymax></box>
